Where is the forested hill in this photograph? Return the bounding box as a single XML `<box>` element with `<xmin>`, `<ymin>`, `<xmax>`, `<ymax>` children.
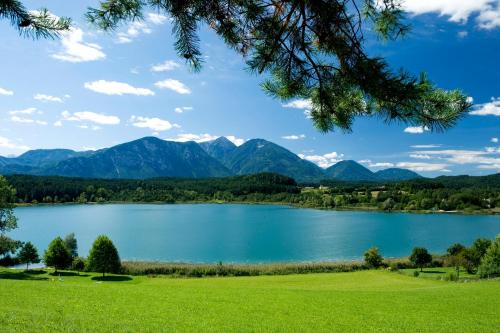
<box><xmin>5</xmin><ymin>173</ymin><xmax>500</xmax><ymax>213</ymax></box>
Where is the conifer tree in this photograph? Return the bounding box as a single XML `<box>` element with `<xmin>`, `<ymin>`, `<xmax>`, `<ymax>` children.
<box><xmin>87</xmin><ymin>0</ymin><xmax>470</xmax><ymax>132</ymax></box>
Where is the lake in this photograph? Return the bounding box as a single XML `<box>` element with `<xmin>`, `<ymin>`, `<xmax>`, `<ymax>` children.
<box><xmin>11</xmin><ymin>204</ymin><xmax>500</xmax><ymax>263</ymax></box>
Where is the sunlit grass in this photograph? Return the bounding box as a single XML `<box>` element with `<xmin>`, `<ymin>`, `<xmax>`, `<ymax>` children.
<box><xmin>1</xmin><ymin>268</ymin><xmax>499</xmax><ymax>332</ymax></box>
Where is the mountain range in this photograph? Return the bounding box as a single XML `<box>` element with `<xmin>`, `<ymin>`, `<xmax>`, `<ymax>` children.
<box><xmin>0</xmin><ymin>136</ymin><xmax>422</xmax><ymax>182</ymax></box>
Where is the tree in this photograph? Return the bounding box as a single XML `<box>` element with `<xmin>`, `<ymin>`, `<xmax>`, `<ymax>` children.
<box><xmin>0</xmin><ymin>176</ymin><xmax>21</xmax><ymax>259</ymax></box>
<box><xmin>43</xmin><ymin>237</ymin><xmax>72</xmax><ymax>273</ymax></box>
<box><xmin>364</xmin><ymin>247</ymin><xmax>383</xmax><ymax>268</ymax></box>
<box><xmin>64</xmin><ymin>233</ymin><xmax>78</xmax><ymax>258</ymax></box>
<box><xmin>87</xmin><ymin>235</ymin><xmax>121</xmax><ymax>277</ymax></box>
<box><xmin>446</xmin><ymin>243</ymin><xmax>466</xmax><ymax>279</ymax></box>
<box><xmin>478</xmin><ymin>235</ymin><xmax>500</xmax><ymax>279</ymax></box>
<box><xmin>18</xmin><ymin>241</ymin><xmax>40</xmax><ymax>270</ymax></box>
<box><xmin>71</xmin><ymin>257</ymin><xmax>86</xmax><ymax>275</ymax></box>
<box><xmin>86</xmin><ymin>1</ymin><xmax>470</xmax><ymax>133</ymax></box>
<box><xmin>1</xmin><ymin>1</ymin><xmax>70</xmax><ymax>39</ymax></box>
<box><xmin>409</xmin><ymin>247</ymin><xmax>432</xmax><ymax>272</ymax></box>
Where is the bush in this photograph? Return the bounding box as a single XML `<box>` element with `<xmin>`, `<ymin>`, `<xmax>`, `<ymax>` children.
<box><xmin>478</xmin><ymin>235</ymin><xmax>500</xmax><ymax>278</ymax></box>
<box><xmin>444</xmin><ymin>271</ymin><xmax>459</xmax><ymax>281</ymax></box>
<box><xmin>71</xmin><ymin>257</ymin><xmax>86</xmax><ymax>274</ymax></box>
<box><xmin>364</xmin><ymin>247</ymin><xmax>384</xmax><ymax>268</ymax></box>
<box><xmin>87</xmin><ymin>235</ymin><xmax>121</xmax><ymax>277</ymax></box>
<box><xmin>413</xmin><ymin>270</ymin><xmax>419</xmax><ymax>277</ymax></box>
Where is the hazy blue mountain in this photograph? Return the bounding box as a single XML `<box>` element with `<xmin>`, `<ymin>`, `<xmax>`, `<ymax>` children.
<box><xmin>324</xmin><ymin>160</ymin><xmax>377</xmax><ymax>181</ymax></box>
<box><xmin>225</xmin><ymin>139</ymin><xmax>325</xmax><ymax>182</ymax></box>
<box><xmin>199</xmin><ymin>137</ymin><xmax>237</xmax><ymax>163</ymax></box>
<box><xmin>374</xmin><ymin>168</ymin><xmax>422</xmax><ymax>181</ymax></box>
<box><xmin>0</xmin><ymin>136</ymin><xmax>424</xmax><ymax>182</ymax></box>
<box><xmin>46</xmin><ymin>137</ymin><xmax>232</xmax><ymax>179</ymax></box>
<box><xmin>14</xmin><ymin>149</ymin><xmax>90</xmax><ymax>167</ymax></box>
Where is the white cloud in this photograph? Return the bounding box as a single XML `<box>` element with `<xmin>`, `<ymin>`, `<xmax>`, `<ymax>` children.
<box><xmin>8</xmin><ymin>107</ymin><xmax>37</xmax><ymax>115</ymax></box>
<box><xmin>174</xmin><ymin>106</ymin><xmax>193</xmax><ymax>113</ymax></box>
<box><xmin>0</xmin><ymin>136</ymin><xmax>29</xmax><ymax>151</ymax></box>
<box><xmin>34</xmin><ymin>93</ymin><xmax>63</xmax><ymax>103</ymax></box>
<box><xmin>470</xmin><ymin>97</ymin><xmax>500</xmax><ymax>116</ymax></box>
<box><xmin>358</xmin><ymin>159</ymin><xmax>372</xmax><ymax>164</ymax></box>
<box><xmin>62</xmin><ymin>111</ymin><xmax>120</xmax><ymax>125</ymax></box>
<box><xmin>225</xmin><ymin>135</ymin><xmax>245</xmax><ymax>146</ymax></box>
<box><xmin>404</xmin><ymin>126</ymin><xmax>429</xmax><ymax>134</ymax></box>
<box><xmin>129</xmin><ymin>116</ymin><xmax>177</xmax><ymax>131</ymax></box>
<box><xmin>412</xmin><ymin>148</ymin><xmax>500</xmax><ymax>170</ymax></box>
<box><xmin>10</xmin><ymin>115</ymin><xmax>47</xmax><ymax>125</ymax></box>
<box><xmin>151</xmin><ymin>60</ymin><xmax>180</xmax><ymax>72</ymax></box>
<box><xmin>457</xmin><ymin>30</ymin><xmax>468</xmax><ymax>38</ymax></box>
<box><xmin>52</xmin><ymin>27</ymin><xmax>106</xmax><ymax>62</ymax></box>
<box><xmin>283</xmin><ymin>99</ymin><xmax>312</xmax><ymax>109</ymax></box>
<box><xmin>155</xmin><ymin>79</ymin><xmax>191</xmax><ymax>94</ymax></box>
<box><xmin>0</xmin><ymin>87</ymin><xmax>14</xmax><ymax>96</ymax></box>
<box><xmin>299</xmin><ymin>151</ymin><xmax>344</xmax><ymax>168</ymax></box>
<box><xmin>84</xmin><ymin>80</ymin><xmax>155</xmax><ymax>96</ymax></box>
<box><xmin>116</xmin><ymin>22</ymin><xmax>152</xmax><ymax>44</ymax></box>
<box><xmin>167</xmin><ymin>133</ymin><xmax>219</xmax><ymax>143</ymax></box>
<box><xmin>410</xmin><ymin>154</ymin><xmax>432</xmax><ymax>159</ymax></box>
<box><xmin>410</xmin><ymin>144</ymin><xmax>442</xmax><ymax>148</ymax></box>
<box><xmin>147</xmin><ymin>13</ymin><xmax>168</xmax><ymax>25</ymax></box>
<box><xmin>396</xmin><ymin>162</ymin><xmax>450</xmax><ymax>172</ymax></box>
<box><xmin>492</xmin><ymin>137</ymin><xmax>499</xmax><ymax>143</ymax></box>
<box><xmin>54</xmin><ymin>120</ymin><xmax>63</xmax><ymax>127</ymax></box>
<box><xmin>402</xmin><ymin>0</ymin><xmax>500</xmax><ymax>29</ymax></box>
<box><xmin>369</xmin><ymin>162</ymin><xmax>395</xmax><ymax>168</ymax></box>
<box><xmin>115</xmin><ymin>14</ymin><xmax>166</xmax><ymax>43</ymax></box>
<box><xmin>282</xmin><ymin>134</ymin><xmax>306</xmax><ymax>140</ymax></box>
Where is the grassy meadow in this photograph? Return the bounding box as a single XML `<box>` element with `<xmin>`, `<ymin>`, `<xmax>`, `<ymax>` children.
<box><xmin>1</xmin><ymin>268</ymin><xmax>499</xmax><ymax>332</ymax></box>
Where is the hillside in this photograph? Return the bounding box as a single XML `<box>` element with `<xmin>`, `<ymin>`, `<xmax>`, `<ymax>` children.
<box><xmin>224</xmin><ymin>139</ymin><xmax>325</xmax><ymax>182</ymax></box>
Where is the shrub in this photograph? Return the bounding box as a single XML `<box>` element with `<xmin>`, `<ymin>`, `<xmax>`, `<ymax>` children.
<box><xmin>72</xmin><ymin>257</ymin><xmax>86</xmax><ymax>274</ymax></box>
<box><xmin>364</xmin><ymin>247</ymin><xmax>384</xmax><ymax>268</ymax></box>
<box><xmin>478</xmin><ymin>235</ymin><xmax>500</xmax><ymax>278</ymax></box>
<box><xmin>87</xmin><ymin>235</ymin><xmax>121</xmax><ymax>277</ymax></box>
<box><xmin>444</xmin><ymin>271</ymin><xmax>459</xmax><ymax>281</ymax></box>
<box><xmin>44</xmin><ymin>237</ymin><xmax>72</xmax><ymax>273</ymax></box>
<box><xmin>413</xmin><ymin>270</ymin><xmax>419</xmax><ymax>277</ymax></box>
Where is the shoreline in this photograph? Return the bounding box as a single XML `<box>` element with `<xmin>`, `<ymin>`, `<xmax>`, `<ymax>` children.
<box><xmin>14</xmin><ymin>200</ymin><xmax>500</xmax><ymax>215</ymax></box>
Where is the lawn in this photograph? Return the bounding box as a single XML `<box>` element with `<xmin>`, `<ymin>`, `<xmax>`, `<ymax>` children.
<box><xmin>1</xmin><ymin>269</ymin><xmax>499</xmax><ymax>332</ymax></box>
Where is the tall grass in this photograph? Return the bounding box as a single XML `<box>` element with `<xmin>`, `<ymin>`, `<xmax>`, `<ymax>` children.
<box><xmin>121</xmin><ymin>261</ymin><xmax>370</xmax><ymax>277</ymax></box>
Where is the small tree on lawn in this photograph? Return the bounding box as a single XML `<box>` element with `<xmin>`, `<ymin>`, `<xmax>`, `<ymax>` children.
<box><xmin>447</xmin><ymin>243</ymin><xmax>466</xmax><ymax>279</ymax></box>
<box><xmin>64</xmin><ymin>233</ymin><xmax>78</xmax><ymax>258</ymax></box>
<box><xmin>18</xmin><ymin>241</ymin><xmax>40</xmax><ymax>270</ymax></box>
<box><xmin>478</xmin><ymin>235</ymin><xmax>500</xmax><ymax>279</ymax></box>
<box><xmin>409</xmin><ymin>247</ymin><xmax>432</xmax><ymax>272</ymax></box>
<box><xmin>71</xmin><ymin>257</ymin><xmax>86</xmax><ymax>275</ymax></box>
<box><xmin>87</xmin><ymin>235</ymin><xmax>121</xmax><ymax>277</ymax></box>
<box><xmin>44</xmin><ymin>237</ymin><xmax>72</xmax><ymax>273</ymax></box>
<box><xmin>364</xmin><ymin>247</ymin><xmax>384</xmax><ymax>268</ymax></box>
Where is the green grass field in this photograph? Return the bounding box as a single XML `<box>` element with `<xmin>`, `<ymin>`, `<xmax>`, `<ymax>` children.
<box><xmin>1</xmin><ymin>269</ymin><xmax>499</xmax><ymax>332</ymax></box>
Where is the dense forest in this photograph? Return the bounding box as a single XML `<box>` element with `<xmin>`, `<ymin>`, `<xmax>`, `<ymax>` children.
<box><xmin>5</xmin><ymin>173</ymin><xmax>500</xmax><ymax>213</ymax></box>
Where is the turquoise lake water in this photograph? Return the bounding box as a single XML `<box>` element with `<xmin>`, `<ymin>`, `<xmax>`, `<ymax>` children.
<box><xmin>11</xmin><ymin>204</ymin><xmax>500</xmax><ymax>263</ymax></box>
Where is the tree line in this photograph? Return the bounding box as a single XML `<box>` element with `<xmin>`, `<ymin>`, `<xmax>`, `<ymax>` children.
<box><xmin>5</xmin><ymin>173</ymin><xmax>499</xmax><ymax>213</ymax></box>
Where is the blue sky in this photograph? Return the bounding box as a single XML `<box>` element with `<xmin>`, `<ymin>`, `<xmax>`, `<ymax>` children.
<box><xmin>0</xmin><ymin>1</ymin><xmax>499</xmax><ymax>176</ymax></box>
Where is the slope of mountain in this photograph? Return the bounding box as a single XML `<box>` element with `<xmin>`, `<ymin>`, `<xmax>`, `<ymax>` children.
<box><xmin>199</xmin><ymin>137</ymin><xmax>237</xmax><ymax>163</ymax></box>
<box><xmin>0</xmin><ymin>136</ymin><xmax>424</xmax><ymax>182</ymax></box>
<box><xmin>224</xmin><ymin>139</ymin><xmax>325</xmax><ymax>182</ymax></box>
<box><xmin>45</xmin><ymin>137</ymin><xmax>232</xmax><ymax>179</ymax></box>
<box><xmin>14</xmin><ymin>149</ymin><xmax>90</xmax><ymax>167</ymax></box>
<box><xmin>324</xmin><ymin>160</ymin><xmax>377</xmax><ymax>181</ymax></box>
<box><xmin>374</xmin><ymin>168</ymin><xmax>422</xmax><ymax>181</ymax></box>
